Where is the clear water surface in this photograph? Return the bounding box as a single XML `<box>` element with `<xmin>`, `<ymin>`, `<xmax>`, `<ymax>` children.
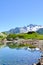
<box><xmin>0</xmin><ymin>43</ymin><xmax>42</xmax><ymax>65</ymax></box>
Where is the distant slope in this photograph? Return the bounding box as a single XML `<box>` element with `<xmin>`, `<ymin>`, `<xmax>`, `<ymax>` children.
<box><xmin>37</xmin><ymin>28</ymin><xmax>43</xmax><ymax>34</ymax></box>
<box><xmin>6</xmin><ymin>27</ymin><xmax>27</xmax><ymax>34</ymax></box>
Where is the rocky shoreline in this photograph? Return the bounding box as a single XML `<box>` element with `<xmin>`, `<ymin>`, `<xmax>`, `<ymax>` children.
<box><xmin>1</xmin><ymin>39</ymin><xmax>43</xmax><ymax>51</ymax></box>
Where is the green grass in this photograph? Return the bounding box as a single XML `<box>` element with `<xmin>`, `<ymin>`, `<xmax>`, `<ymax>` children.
<box><xmin>1</xmin><ymin>32</ymin><xmax>43</xmax><ymax>40</ymax></box>
<box><xmin>16</xmin><ymin>32</ymin><xmax>38</xmax><ymax>39</ymax></box>
<box><xmin>16</xmin><ymin>32</ymin><xmax>43</xmax><ymax>40</ymax></box>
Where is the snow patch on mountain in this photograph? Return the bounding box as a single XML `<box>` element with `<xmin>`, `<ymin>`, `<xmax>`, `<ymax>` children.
<box><xmin>27</xmin><ymin>25</ymin><xmax>43</xmax><ymax>32</ymax></box>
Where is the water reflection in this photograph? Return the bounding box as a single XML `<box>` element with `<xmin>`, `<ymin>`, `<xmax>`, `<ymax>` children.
<box><xmin>0</xmin><ymin>42</ymin><xmax>42</xmax><ymax>65</ymax></box>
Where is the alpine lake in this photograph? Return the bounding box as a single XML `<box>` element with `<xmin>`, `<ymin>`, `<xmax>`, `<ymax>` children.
<box><xmin>0</xmin><ymin>42</ymin><xmax>42</xmax><ymax>65</ymax></box>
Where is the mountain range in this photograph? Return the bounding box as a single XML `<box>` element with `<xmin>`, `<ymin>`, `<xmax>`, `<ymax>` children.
<box><xmin>5</xmin><ymin>24</ymin><xmax>43</xmax><ymax>34</ymax></box>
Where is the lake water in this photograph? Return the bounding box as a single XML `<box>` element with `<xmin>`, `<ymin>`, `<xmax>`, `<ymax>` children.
<box><xmin>0</xmin><ymin>43</ymin><xmax>42</xmax><ymax>65</ymax></box>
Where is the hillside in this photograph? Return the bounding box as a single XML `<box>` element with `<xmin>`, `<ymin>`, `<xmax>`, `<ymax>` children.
<box><xmin>37</xmin><ymin>28</ymin><xmax>43</xmax><ymax>34</ymax></box>
<box><xmin>6</xmin><ymin>32</ymin><xmax>43</xmax><ymax>40</ymax></box>
<box><xmin>0</xmin><ymin>32</ymin><xmax>7</xmax><ymax>40</ymax></box>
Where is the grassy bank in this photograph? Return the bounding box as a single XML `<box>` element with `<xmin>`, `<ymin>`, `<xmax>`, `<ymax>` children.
<box><xmin>6</xmin><ymin>32</ymin><xmax>43</xmax><ymax>40</ymax></box>
<box><xmin>0</xmin><ymin>32</ymin><xmax>43</xmax><ymax>41</ymax></box>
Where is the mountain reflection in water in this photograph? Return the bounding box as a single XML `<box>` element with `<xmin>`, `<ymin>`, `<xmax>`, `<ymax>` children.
<box><xmin>0</xmin><ymin>42</ymin><xmax>42</xmax><ymax>65</ymax></box>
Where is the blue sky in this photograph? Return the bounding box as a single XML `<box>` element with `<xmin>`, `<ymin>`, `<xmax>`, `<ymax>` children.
<box><xmin>0</xmin><ymin>0</ymin><xmax>43</xmax><ymax>32</ymax></box>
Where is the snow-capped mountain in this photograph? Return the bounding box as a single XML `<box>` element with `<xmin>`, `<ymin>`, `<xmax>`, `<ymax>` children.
<box><xmin>27</xmin><ymin>24</ymin><xmax>43</xmax><ymax>32</ymax></box>
<box><xmin>6</xmin><ymin>24</ymin><xmax>43</xmax><ymax>34</ymax></box>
